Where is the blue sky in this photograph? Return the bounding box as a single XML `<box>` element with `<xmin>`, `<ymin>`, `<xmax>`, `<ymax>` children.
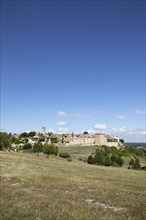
<box><xmin>1</xmin><ymin>0</ymin><xmax>145</xmax><ymax>142</ymax></box>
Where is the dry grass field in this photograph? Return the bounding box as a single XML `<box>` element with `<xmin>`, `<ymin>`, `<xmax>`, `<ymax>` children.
<box><xmin>0</xmin><ymin>152</ymin><xmax>146</xmax><ymax>220</ymax></box>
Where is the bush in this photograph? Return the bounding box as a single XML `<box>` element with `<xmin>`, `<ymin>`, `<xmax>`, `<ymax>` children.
<box><xmin>104</xmin><ymin>156</ymin><xmax>111</xmax><ymax>166</ymax></box>
<box><xmin>78</xmin><ymin>157</ymin><xmax>83</xmax><ymax>161</ymax></box>
<box><xmin>111</xmin><ymin>155</ymin><xmax>124</xmax><ymax>167</ymax></box>
<box><xmin>142</xmin><ymin>166</ymin><xmax>146</xmax><ymax>171</ymax></box>
<box><xmin>67</xmin><ymin>157</ymin><xmax>72</xmax><ymax>162</ymax></box>
<box><xmin>53</xmin><ymin>146</ymin><xmax>58</xmax><ymax>156</ymax></box>
<box><xmin>115</xmin><ymin>156</ymin><xmax>124</xmax><ymax>167</ymax></box>
<box><xmin>133</xmin><ymin>158</ymin><xmax>140</xmax><ymax>170</ymax></box>
<box><xmin>22</xmin><ymin>143</ymin><xmax>32</xmax><ymax>150</ymax></box>
<box><xmin>87</xmin><ymin>155</ymin><xmax>95</xmax><ymax>164</ymax></box>
<box><xmin>129</xmin><ymin>158</ymin><xmax>135</xmax><ymax>166</ymax></box>
<box><xmin>59</xmin><ymin>152</ymin><xmax>70</xmax><ymax>158</ymax></box>
<box><xmin>129</xmin><ymin>158</ymin><xmax>141</xmax><ymax>170</ymax></box>
<box><xmin>108</xmin><ymin>146</ymin><xmax>123</xmax><ymax>157</ymax></box>
<box><xmin>111</xmin><ymin>155</ymin><xmax>117</xmax><ymax>163</ymax></box>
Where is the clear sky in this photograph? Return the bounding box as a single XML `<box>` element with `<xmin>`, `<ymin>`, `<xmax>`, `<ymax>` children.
<box><xmin>1</xmin><ymin>0</ymin><xmax>145</xmax><ymax>142</ymax></box>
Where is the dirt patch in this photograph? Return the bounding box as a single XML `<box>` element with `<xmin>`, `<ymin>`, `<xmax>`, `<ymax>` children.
<box><xmin>85</xmin><ymin>199</ymin><xmax>125</xmax><ymax>212</ymax></box>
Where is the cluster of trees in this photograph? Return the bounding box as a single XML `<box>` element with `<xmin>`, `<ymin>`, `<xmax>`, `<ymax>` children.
<box><xmin>0</xmin><ymin>132</ymin><xmax>37</xmax><ymax>149</ymax></box>
<box><xmin>123</xmin><ymin>145</ymin><xmax>145</xmax><ymax>157</ymax></box>
<box><xmin>33</xmin><ymin>143</ymin><xmax>72</xmax><ymax>160</ymax></box>
<box><xmin>87</xmin><ymin>145</ymin><xmax>146</xmax><ymax>170</ymax></box>
<box><xmin>0</xmin><ymin>132</ymin><xmax>11</xmax><ymax>151</ymax></box>
<box><xmin>19</xmin><ymin>131</ymin><xmax>36</xmax><ymax>138</ymax></box>
<box><xmin>18</xmin><ymin>141</ymin><xmax>59</xmax><ymax>157</ymax></box>
<box><xmin>87</xmin><ymin>146</ymin><xmax>124</xmax><ymax>167</ymax></box>
<box><xmin>129</xmin><ymin>158</ymin><xmax>141</xmax><ymax>170</ymax></box>
<box><xmin>0</xmin><ymin>131</ymin><xmax>59</xmax><ymax>151</ymax></box>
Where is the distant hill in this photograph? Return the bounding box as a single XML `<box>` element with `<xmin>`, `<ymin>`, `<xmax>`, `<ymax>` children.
<box><xmin>125</xmin><ymin>143</ymin><xmax>146</xmax><ymax>148</ymax></box>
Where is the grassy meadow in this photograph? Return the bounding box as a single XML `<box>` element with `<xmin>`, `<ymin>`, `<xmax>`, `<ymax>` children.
<box><xmin>0</xmin><ymin>151</ymin><xmax>146</xmax><ymax>220</ymax></box>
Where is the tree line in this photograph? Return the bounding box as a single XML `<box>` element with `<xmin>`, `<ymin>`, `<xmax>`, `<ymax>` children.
<box><xmin>87</xmin><ymin>145</ymin><xmax>145</xmax><ymax>170</ymax></box>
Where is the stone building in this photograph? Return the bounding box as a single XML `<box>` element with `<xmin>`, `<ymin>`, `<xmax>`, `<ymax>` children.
<box><xmin>61</xmin><ymin>133</ymin><xmax>123</xmax><ymax>149</ymax></box>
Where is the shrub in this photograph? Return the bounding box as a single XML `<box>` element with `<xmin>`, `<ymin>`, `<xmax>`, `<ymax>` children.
<box><xmin>129</xmin><ymin>158</ymin><xmax>141</xmax><ymax>170</ymax></box>
<box><xmin>111</xmin><ymin>155</ymin><xmax>117</xmax><ymax>163</ymax></box>
<box><xmin>67</xmin><ymin>157</ymin><xmax>72</xmax><ymax>162</ymax></box>
<box><xmin>104</xmin><ymin>156</ymin><xmax>111</xmax><ymax>166</ymax></box>
<box><xmin>59</xmin><ymin>152</ymin><xmax>70</xmax><ymax>158</ymax></box>
<box><xmin>87</xmin><ymin>155</ymin><xmax>95</xmax><ymax>164</ymax></box>
<box><xmin>111</xmin><ymin>155</ymin><xmax>124</xmax><ymax>167</ymax></box>
<box><xmin>115</xmin><ymin>156</ymin><xmax>124</xmax><ymax>167</ymax></box>
<box><xmin>133</xmin><ymin>158</ymin><xmax>140</xmax><ymax>170</ymax></box>
<box><xmin>129</xmin><ymin>158</ymin><xmax>135</xmax><ymax>166</ymax></box>
<box><xmin>78</xmin><ymin>157</ymin><xmax>83</xmax><ymax>161</ymax></box>
<box><xmin>142</xmin><ymin>166</ymin><xmax>146</xmax><ymax>171</ymax></box>
<box><xmin>53</xmin><ymin>146</ymin><xmax>58</xmax><ymax>156</ymax></box>
<box><xmin>22</xmin><ymin>143</ymin><xmax>32</xmax><ymax>150</ymax></box>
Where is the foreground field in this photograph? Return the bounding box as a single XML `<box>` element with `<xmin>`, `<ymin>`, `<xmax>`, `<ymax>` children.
<box><xmin>0</xmin><ymin>152</ymin><xmax>145</xmax><ymax>220</ymax></box>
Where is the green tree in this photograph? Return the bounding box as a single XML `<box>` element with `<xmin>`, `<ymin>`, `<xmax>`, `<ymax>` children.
<box><xmin>119</xmin><ymin>139</ymin><xmax>124</xmax><ymax>144</ymax></box>
<box><xmin>20</xmin><ymin>132</ymin><xmax>28</xmax><ymax>138</ymax></box>
<box><xmin>51</xmin><ymin>138</ymin><xmax>58</xmax><ymax>144</ymax></box>
<box><xmin>43</xmin><ymin>143</ymin><xmax>56</xmax><ymax>158</ymax></box>
<box><xmin>48</xmin><ymin>132</ymin><xmax>53</xmax><ymax>136</ymax></box>
<box><xmin>28</xmin><ymin>131</ymin><xmax>36</xmax><ymax>137</ymax></box>
<box><xmin>39</xmin><ymin>136</ymin><xmax>45</xmax><ymax>142</ymax></box>
<box><xmin>14</xmin><ymin>138</ymin><xmax>21</xmax><ymax>145</ymax></box>
<box><xmin>129</xmin><ymin>158</ymin><xmax>135</xmax><ymax>166</ymax></box>
<box><xmin>0</xmin><ymin>132</ymin><xmax>12</xmax><ymax>151</ymax></box>
<box><xmin>111</xmin><ymin>155</ymin><xmax>123</xmax><ymax>167</ymax></box>
<box><xmin>33</xmin><ymin>141</ymin><xmax>43</xmax><ymax>156</ymax></box>
<box><xmin>94</xmin><ymin>149</ymin><xmax>104</xmax><ymax>165</ymax></box>
<box><xmin>133</xmin><ymin>158</ymin><xmax>140</xmax><ymax>170</ymax></box>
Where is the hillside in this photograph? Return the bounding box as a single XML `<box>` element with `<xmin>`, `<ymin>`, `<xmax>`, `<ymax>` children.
<box><xmin>0</xmin><ymin>152</ymin><xmax>145</xmax><ymax>220</ymax></box>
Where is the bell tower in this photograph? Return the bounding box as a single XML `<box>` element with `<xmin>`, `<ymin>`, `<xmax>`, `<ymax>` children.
<box><xmin>42</xmin><ymin>126</ymin><xmax>46</xmax><ymax>135</ymax></box>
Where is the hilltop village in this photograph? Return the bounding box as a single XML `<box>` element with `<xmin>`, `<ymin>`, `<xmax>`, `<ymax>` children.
<box><xmin>12</xmin><ymin>127</ymin><xmax>124</xmax><ymax>149</ymax></box>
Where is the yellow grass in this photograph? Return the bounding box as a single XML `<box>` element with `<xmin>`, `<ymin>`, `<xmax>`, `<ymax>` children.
<box><xmin>0</xmin><ymin>152</ymin><xmax>146</xmax><ymax>220</ymax></box>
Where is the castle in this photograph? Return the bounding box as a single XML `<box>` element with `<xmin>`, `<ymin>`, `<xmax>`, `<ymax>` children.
<box><xmin>60</xmin><ymin>133</ymin><xmax>123</xmax><ymax>149</ymax></box>
<box><xmin>29</xmin><ymin>129</ymin><xmax>123</xmax><ymax>149</ymax></box>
